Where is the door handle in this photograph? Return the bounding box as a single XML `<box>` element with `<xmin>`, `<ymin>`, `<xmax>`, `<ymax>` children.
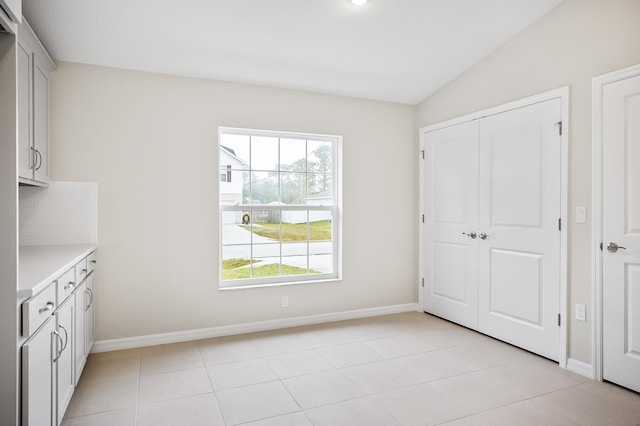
<box><xmin>479</xmin><ymin>232</ymin><xmax>490</xmax><ymax>240</ymax></box>
<box><xmin>462</xmin><ymin>232</ymin><xmax>476</xmax><ymax>239</ymax></box>
<box><xmin>58</xmin><ymin>324</ymin><xmax>69</xmax><ymax>352</ymax></box>
<box><xmin>52</xmin><ymin>330</ymin><xmax>63</xmax><ymax>362</ymax></box>
<box><xmin>30</xmin><ymin>147</ymin><xmax>37</xmax><ymax>170</ymax></box>
<box><xmin>607</xmin><ymin>242</ymin><xmax>626</xmax><ymax>253</ymax></box>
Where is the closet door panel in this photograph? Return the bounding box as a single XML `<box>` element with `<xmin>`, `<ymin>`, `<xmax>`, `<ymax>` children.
<box><xmin>478</xmin><ymin>98</ymin><xmax>562</xmax><ymax>361</ymax></box>
<box><xmin>488</xmin><ymin>123</ymin><xmax>542</xmax><ymax>227</ymax></box>
<box><xmin>423</xmin><ymin>120</ymin><xmax>479</xmax><ymax>330</ymax></box>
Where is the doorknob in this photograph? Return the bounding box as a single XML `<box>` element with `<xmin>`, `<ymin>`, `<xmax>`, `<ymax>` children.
<box><xmin>479</xmin><ymin>232</ymin><xmax>490</xmax><ymax>240</ymax></box>
<box><xmin>462</xmin><ymin>232</ymin><xmax>476</xmax><ymax>239</ymax></box>
<box><xmin>607</xmin><ymin>242</ymin><xmax>626</xmax><ymax>253</ymax></box>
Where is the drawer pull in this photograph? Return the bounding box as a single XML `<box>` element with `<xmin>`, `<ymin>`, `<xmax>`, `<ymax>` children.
<box><xmin>39</xmin><ymin>302</ymin><xmax>54</xmax><ymax>314</ymax></box>
<box><xmin>90</xmin><ymin>260</ymin><xmax>97</xmax><ymax>265</ymax></box>
<box><xmin>64</xmin><ymin>281</ymin><xmax>75</xmax><ymax>290</ymax></box>
<box><xmin>81</xmin><ymin>268</ymin><xmax>88</xmax><ymax>274</ymax></box>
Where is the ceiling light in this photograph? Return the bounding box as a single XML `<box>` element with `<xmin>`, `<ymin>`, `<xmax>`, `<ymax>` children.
<box><xmin>346</xmin><ymin>0</ymin><xmax>368</xmax><ymax>5</ymax></box>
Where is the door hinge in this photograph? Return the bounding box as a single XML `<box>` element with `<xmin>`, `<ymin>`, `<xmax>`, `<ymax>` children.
<box><xmin>420</xmin><ymin>150</ymin><xmax>425</xmax><ymax>160</ymax></box>
<box><xmin>558</xmin><ymin>218</ymin><xmax>561</xmax><ymax>231</ymax></box>
<box><xmin>558</xmin><ymin>314</ymin><xmax>561</xmax><ymax>326</ymax></box>
<box><xmin>556</xmin><ymin>121</ymin><xmax>563</xmax><ymax>136</ymax></box>
<box><xmin>421</xmin><ymin>278</ymin><xmax>424</xmax><ymax>287</ymax></box>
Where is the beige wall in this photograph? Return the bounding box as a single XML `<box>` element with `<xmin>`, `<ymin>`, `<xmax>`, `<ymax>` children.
<box><xmin>49</xmin><ymin>62</ymin><xmax>417</xmax><ymax>341</ymax></box>
<box><xmin>417</xmin><ymin>0</ymin><xmax>640</xmax><ymax>363</ymax></box>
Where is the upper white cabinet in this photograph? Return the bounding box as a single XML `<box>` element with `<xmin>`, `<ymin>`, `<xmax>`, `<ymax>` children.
<box><xmin>0</xmin><ymin>0</ymin><xmax>21</xmax><ymax>33</ymax></box>
<box><xmin>18</xmin><ymin>18</ymin><xmax>55</xmax><ymax>186</ymax></box>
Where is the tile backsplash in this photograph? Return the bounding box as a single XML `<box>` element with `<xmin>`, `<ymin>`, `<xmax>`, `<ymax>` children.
<box><xmin>20</xmin><ymin>181</ymin><xmax>98</xmax><ymax>246</ymax></box>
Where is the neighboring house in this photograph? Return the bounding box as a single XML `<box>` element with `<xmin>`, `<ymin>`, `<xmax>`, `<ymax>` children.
<box><xmin>219</xmin><ymin>146</ymin><xmax>247</xmax><ymax>224</ymax></box>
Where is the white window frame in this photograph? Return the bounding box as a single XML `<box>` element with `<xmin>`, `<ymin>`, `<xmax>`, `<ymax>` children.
<box><xmin>219</xmin><ymin>127</ymin><xmax>342</xmax><ymax>290</ymax></box>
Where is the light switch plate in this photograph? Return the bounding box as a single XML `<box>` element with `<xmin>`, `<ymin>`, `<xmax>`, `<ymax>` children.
<box><xmin>576</xmin><ymin>304</ymin><xmax>586</xmax><ymax>322</ymax></box>
<box><xmin>576</xmin><ymin>206</ymin><xmax>587</xmax><ymax>224</ymax></box>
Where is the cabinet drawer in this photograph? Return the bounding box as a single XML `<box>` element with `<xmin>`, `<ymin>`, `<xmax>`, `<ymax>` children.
<box><xmin>75</xmin><ymin>257</ymin><xmax>88</xmax><ymax>284</ymax></box>
<box><xmin>87</xmin><ymin>251</ymin><xmax>97</xmax><ymax>275</ymax></box>
<box><xmin>22</xmin><ymin>284</ymin><xmax>56</xmax><ymax>337</ymax></box>
<box><xmin>56</xmin><ymin>267</ymin><xmax>76</xmax><ymax>305</ymax></box>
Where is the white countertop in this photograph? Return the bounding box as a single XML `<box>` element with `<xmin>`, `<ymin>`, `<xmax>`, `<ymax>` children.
<box><xmin>19</xmin><ymin>244</ymin><xmax>97</xmax><ymax>299</ymax></box>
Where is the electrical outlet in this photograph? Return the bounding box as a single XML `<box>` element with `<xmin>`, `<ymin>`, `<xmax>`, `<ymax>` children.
<box><xmin>281</xmin><ymin>296</ymin><xmax>289</xmax><ymax>308</ymax></box>
<box><xmin>575</xmin><ymin>304</ymin><xmax>586</xmax><ymax>322</ymax></box>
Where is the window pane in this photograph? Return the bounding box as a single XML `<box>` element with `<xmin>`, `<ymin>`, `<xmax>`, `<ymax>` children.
<box><xmin>282</xmin><ymin>256</ymin><xmax>309</xmax><ymax>276</ymax></box>
<box><xmin>281</xmin><ymin>173</ymin><xmax>307</xmax><ymax>204</ymax></box>
<box><xmin>248</xmin><ymin>210</ymin><xmax>280</xmax><ymax>238</ymax></box>
<box><xmin>308</xmin><ymin>141</ymin><xmax>333</xmax><ymax>173</ymax></box>
<box><xmin>222</xmin><ymin>215</ymin><xmax>252</xmax><ymax>244</ymax></box>
<box><xmin>280</xmin><ymin>210</ymin><xmax>308</xmax><ymax>241</ymax></box>
<box><xmin>310</xmin><ymin>216</ymin><xmax>332</xmax><ymax>242</ymax></box>
<box><xmin>281</xmin><ymin>238</ymin><xmax>310</xmax><ymax>277</ymax></box>
<box><xmin>242</xmin><ymin>176</ymin><xmax>251</xmax><ymax>204</ymax></box>
<box><xmin>220</xmin><ymin>134</ymin><xmax>250</xmax><ymax>166</ymax></box>
<box><xmin>220</xmin><ymin>167</ymin><xmax>246</xmax><ymax>204</ymax></box>
<box><xmin>221</xmin><ymin>244</ymin><xmax>252</xmax><ymax>280</ymax></box>
<box><xmin>251</xmin><ymin>136</ymin><xmax>279</xmax><ymax>171</ymax></box>
<box><xmin>282</xmin><ymin>241</ymin><xmax>308</xmax><ymax>257</ymax></box>
<box><xmin>307</xmin><ymin>174</ymin><xmax>332</xmax><ymax>204</ymax></box>
<box><xmin>280</xmin><ymin>138</ymin><xmax>306</xmax><ymax>172</ymax></box>
<box><xmin>251</xmin><ymin>172</ymin><xmax>278</xmax><ymax>204</ymax></box>
<box><xmin>309</xmin><ymin>242</ymin><xmax>333</xmax><ymax>274</ymax></box>
<box><xmin>252</xmin><ymin>243</ymin><xmax>280</xmax><ymax>259</ymax></box>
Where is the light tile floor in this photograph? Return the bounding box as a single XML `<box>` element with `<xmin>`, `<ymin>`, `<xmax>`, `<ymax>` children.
<box><xmin>62</xmin><ymin>312</ymin><xmax>640</xmax><ymax>425</ymax></box>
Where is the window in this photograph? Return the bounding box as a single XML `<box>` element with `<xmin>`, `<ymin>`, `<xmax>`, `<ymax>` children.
<box><xmin>219</xmin><ymin>128</ymin><xmax>341</xmax><ymax>289</ymax></box>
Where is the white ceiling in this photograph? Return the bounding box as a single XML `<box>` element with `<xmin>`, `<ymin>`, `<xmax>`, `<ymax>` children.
<box><xmin>23</xmin><ymin>0</ymin><xmax>563</xmax><ymax>105</ymax></box>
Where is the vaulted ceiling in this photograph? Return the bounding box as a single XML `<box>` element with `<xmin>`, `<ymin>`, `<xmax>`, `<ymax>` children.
<box><xmin>23</xmin><ymin>0</ymin><xmax>563</xmax><ymax>104</ymax></box>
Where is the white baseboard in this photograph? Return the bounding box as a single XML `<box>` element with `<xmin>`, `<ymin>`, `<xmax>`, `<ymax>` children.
<box><xmin>566</xmin><ymin>358</ymin><xmax>595</xmax><ymax>379</ymax></box>
<box><xmin>92</xmin><ymin>303</ymin><xmax>420</xmax><ymax>353</ymax></box>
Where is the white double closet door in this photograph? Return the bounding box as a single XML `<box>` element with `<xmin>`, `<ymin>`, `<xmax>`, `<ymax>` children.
<box><xmin>422</xmin><ymin>98</ymin><xmax>562</xmax><ymax>361</ymax></box>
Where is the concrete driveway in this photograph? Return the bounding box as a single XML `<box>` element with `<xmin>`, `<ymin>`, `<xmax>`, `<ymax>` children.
<box><xmin>221</xmin><ymin>224</ymin><xmax>334</xmax><ymax>273</ymax></box>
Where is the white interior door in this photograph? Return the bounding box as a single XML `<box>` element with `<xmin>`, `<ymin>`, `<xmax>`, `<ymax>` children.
<box><xmin>602</xmin><ymin>73</ymin><xmax>640</xmax><ymax>392</ymax></box>
<box><xmin>422</xmin><ymin>120</ymin><xmax>479</xmax><ymax>329</ymax></box>
<box><xmin>478</xmin><ymin>98</ymin><xmax>562</xmax><ymax>361</ymax></box>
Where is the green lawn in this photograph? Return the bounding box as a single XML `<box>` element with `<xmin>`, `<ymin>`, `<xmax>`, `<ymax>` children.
<box><xmin>241</xmin><ymin>220</ymin><xmax>331</xmax><ymax>241</ymax></box>
<box><xmin>222</xmin><ymin>259</ymin><xmax>318</xmax><ymax>280</ymax></box>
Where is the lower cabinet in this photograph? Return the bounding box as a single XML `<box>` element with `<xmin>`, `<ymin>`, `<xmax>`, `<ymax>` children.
<box><xmin>55</xmin><ymin>297</ymin><xmax>74</xmax><ymax>423</ymax></box>
<box><xmin>73</xmin><ymin>280</ymin><xmax>87</xmax><ymax>385</ymax></box>
<box><xmin>85</xmin><ymin>272</ymin><xmax>95</xmax><ymax>354</ymax></box>
<box><xmin>21</xmin><ymin>317</ymin><xmax>56</xmax><ymax>426</ymax></box>
<box><xmin>21</xmin><ymin>250</ymin><xmax>96</xmax><ymax>425</ymax></box>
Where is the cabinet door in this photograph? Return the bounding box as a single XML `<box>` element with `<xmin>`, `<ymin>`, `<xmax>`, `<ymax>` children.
<box><xmin>33</xmin><ymin>54</ymin><xmax>50</xmax><ymax>183</ymax></box>
<box><xmin>56</xmin><ymin>297</ymin><xmax>75</xmax><ymax>424</ymax></box>
<box><xmin>17</xmin><ymin>40</ymin><xmax>33</xmax><ymax>180</ymax></box>
<box><xmin>86</xmin><ymin>273</ymin><xmax>96</xmax><ymax>354</ymax></box>
<box><xmin>74</xmin><ymin>281</ymin><xmax>87</xmax><ymax>385</ymax></box>
<box><xmin>22</xmin><ymin>318</ymin><xmax>56</xmax><ymax>426</ymax></box>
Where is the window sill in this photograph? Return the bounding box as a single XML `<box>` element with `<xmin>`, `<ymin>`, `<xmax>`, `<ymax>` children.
<box><xmin>219</xmin><ymin>277</ymin><xmax>342</xmax><ymax>291</ymax></box>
